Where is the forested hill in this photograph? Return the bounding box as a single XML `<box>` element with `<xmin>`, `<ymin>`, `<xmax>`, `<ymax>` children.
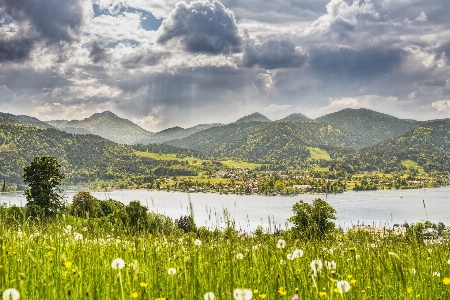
<box><xmin>166</xmin><ymin>121</ymin><xmax>358</xmax><ymax>163</ymax></box>
<box><xmin>235</xmin><ymin>112</ymin><xmax>271</xmax><ymax>124</ymax></box>
<box><xmin>316</xmin><ymin>108</ymin><xmax>418</xmax><ymax>148</ymax></box>
<box><xmin>140</xmin><ymin>123</ymin><xmax>222</xmax><ymax>144</ymax></box>
<box><xmin>48</xmin><ymin>111</ymin><xmax>153</xmax><ymax>145</ymax></box>
<box><xmin>0</xmin><ymin>112</ymin><xmax>55</xmax><ymax>129</ymax></box>
<box><xmin>277</xmin><ymin>113</ymin><xmax>310</xmax><ymax>122</ymax></box>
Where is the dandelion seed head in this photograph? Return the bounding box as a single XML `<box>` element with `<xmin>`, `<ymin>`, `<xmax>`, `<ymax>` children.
<box><xmin>74</xmin><ymin>233</ymin><xmax>83</xmax><ymax>241</ymax></box>
<box><xmin>2</xmin><ymin>288</ymin><xmax>20</xmax><ymax>300</ymax></box>
<box><xmin>194</xmin><ymin>239</ymin><xmax>202</xmax><ymax>246</ymax></box>
<box><xmin>433</xmin><ymin>271</ymin><xmax>440</xmax><ymax>277</ymax></box>
<box><xmin>336</xmin><ymin>280</ymin><xmax>350</xmax><ymax>293</ymax></box>
<box><xmin>111</xmin><ymin>258</ymin><xmax>125</xmax><ymax>270</ymax></box>
<box><xmin>236</xmin><ymin>253</ymin><xmax>243</xmax><ymax>260</ymax></box>
<box><xmin>204</xmin><ymin>292</ymin><xmax>215</xmax><ymax>300</ymax></box>
<box><xmin>325</xmin><ymin>260</ymin><xmax>336</xmax><ymax>270</ymax></box>
<box><xmin>310</xmin><ymin>259</ymin><xmax>323</xmax><ymax>273</ymax></box>
<box><xmin>233</xmin><ymin>288</ymin><xmax>253</xmax><ymax>300</ymax></box>
<box><xmin>168</xmin><ymin>268</ymin><xmax>176</xmax><ymax>275</ymax></box>
<box><xmin>292</xmin><ymin>249</ymin><xmax>304</xmax><ymax>259</ymax></box>
<box><xmin>276</xmin><ymin>239</ymin><xmax>286</xmax><ymax>249</ymax></box>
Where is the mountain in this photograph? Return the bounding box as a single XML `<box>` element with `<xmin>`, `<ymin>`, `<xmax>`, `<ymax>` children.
<box><xmin>316</xmin><ymin>108</ymin><xmax>418</xmax><ymax>149</ymax></box>
<box><xmin>235</xmin><ymin>112</ymin><xmax>271</xmax><ymax>124</ymax></box>
<box><xmin>48</xmin><ymin>111</ymin><xmax>153</xmax><ymax>144</ymax></box>
<box><xmin>140</xmin><ymin>123</ymin><xmax>222</xmax><ymax>144</ymax></box>
<box><xmin>166</xmin><ymin>120</ymin><xmax>357</xmax><ymax>163</ymax></box>
<box><xmin>277</xmin><ymin>113</ymin><xmax>310</xmax><ymax>122</ymax></box>
<box><xmin>0</xmin><ymin>112</ymin><xmax>55</xmax><ymax>129</ymax></box>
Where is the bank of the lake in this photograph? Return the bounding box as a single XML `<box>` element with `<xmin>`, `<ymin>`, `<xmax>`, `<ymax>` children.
<box><xmin>2</xmin><ymin>186</ymin><xmax>449</xmax><ymax>231</ymax></box>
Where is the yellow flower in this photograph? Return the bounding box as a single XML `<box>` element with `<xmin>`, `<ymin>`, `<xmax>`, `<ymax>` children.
<box><xmin>443</xmin><ymin>278</ymin><xmax>450</xmax><ymax>286</ymax></box>
<box><xmin>0</xmin><ymin>265</ymin><xmax>3</xmax><ymax>269</ymax></box>
<box><xmin>133</xmin><ymin>275</ymin><xmax>138</xmax><ymax>281</ymax></box>
<box><xmin>416</xmin><ymin>294</ymin><xmax>420</xmax><ymax>298</ymax></box>
<box><xmin>51</xmin><ymin>247</ymin><xmax>56</xmax><ymax>251</ymax></box>
<box><xmin>407</xmin><ymin>287</ymin><xmax>413</xmax><ymax>294</ymax></box>
<box><xmin>65</xmin><ymin>261</ymin><xmax>73</xmax><ymax>268</ymax></box>
<box><xmin>131</xmin><ymin>291</ymin><xmax>138</xmax><ymax>298</ymax></box>
<box><xmin>253</xmin><ymin>289</ymin><xmax>258</xmax><ymax>294</ymax></box>
<box><xmin>361</xmin><ymin>290</ymin><xmax>366</xmax><ymax>293</ymax></box>
<box><xmin>140</xmin><ymin>282</ymin><xmax>148</xmax><ymax>288</ymax></box>
<box><xmin>427</xmin><ymin>257</ymin><xmax>431</xmax><ymax>260</ymax></box>
<box><xmin>45</xmin><ymin>252</ymin><xmax>53</xmax><ymax>257</ymax></box>
<box><xmin>333</xmin><ymin>288</ymin><xmax>339</xmax><ymax>293</ymax></box>
<box><xmin>259</xmin><ymin>294</ymin><xmax>267</xmax><ymax>299</ymax></box>
<box><xmin>155</xmin><ymin>298</ymin><xmax>167</xmax><ymax>300</ymax></box>
<box><xmin>350</xmin><ymin>279</ymin><xmax>357</xmax><ymax>284</ymax></box>
<box><xmin>278</xmin><ymin>287</ymin><xmax>287</xmax><ymax>296</ymax></box>
<box><xmin>319</xmin><ymin>292</ymin><xmax>327</xmax><ymax>297</ymax></box>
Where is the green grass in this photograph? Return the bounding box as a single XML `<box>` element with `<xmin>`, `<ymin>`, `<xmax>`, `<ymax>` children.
<box><xmin>307</xmin><ymin>147</ymin><xmax>331</xmax><ymax>161</ymax></box>
<box><xmin>1</xmin><ymin>216</ymin><xmax>450</xmax><ymax>299</ymax></box>
<box><xmin>402</xmin><ymin>159</ymin><xmax>426</xmax><ymax>174</ymax></box>
<box><xmin>134</xmin><ymin>151</ymin><xmax>262</xmax><ymax>169</ymax></box>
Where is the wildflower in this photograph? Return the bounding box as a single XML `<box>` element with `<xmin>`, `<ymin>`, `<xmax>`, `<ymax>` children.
<box><xmin>442</xmin><ymin>278</ymin><xmax>450</xmax><ymax>285</ymax></box>
<box><xmin>370</xmin><ymin>244</ymin><xmax>376</xmax><ymax>248</ymax></box>
<box><xmin>407</xmin><ymin>288</ymin><xmax>413</xmax><ymax>294</ymax></box>
<box><xmin>336</xmin><ymin>280</ymin><xmax>351</xmax><ymax>294</ymax></box>
<box><xmin>448</xmin><ymin>260</ymin><xmax>450</xmax><ymax>265</ymax></box>
<box><xmin>411</xmin><ymin>269</ymin><xmax>416</xmax><ymax>275</ymax></box>
<box><xmin>236</xmin><ymin>253</ymin><xmax>244</xmax><ymax>260</ymax></box>
<box><xmin>278</xmin><ymin>287</ymin><xmax>287</xmax><ymax>296</ymax></box>
<box><xmin>291</xmin><ymin>295</ymin><xmax>300</xmax><ymax>300</ymax></box>
<box><xmin>319</xmin><ymin>291</ymin><xmax>327</xmax><ymax>297</ymax></box>
<box><xmin>194</xmin><ymin>239</ymin><xmax>202</xmax><ymax>246</ymax></box>
<box><xmin>74</xmin><ymin>233</ymin><xmax>83</xmax><ymax>241</ymax></box>
<box><xmin>427</xmin><ymin>248</ymin><xmax>432</xmax><ymax>253</ymax></box>
<box><xmin>310</xmin><ymin>259</ymin><xmax>323</xmax><ymax>275</ymax></box>
<box><xmin>328</xmin><ymin>248</ymin><xmax>334</xmax><ymax>254</ymax></box>
<box><xmin>292</xmin><ymin>249</ymin><xmax>304</xmax><ymax>259</ymax></box>
<box><xmin>433</xmin><ymin>272</ymin><xmax>440</xmax><ymax>277</ymax></box>
<box><xmin>259</xmin><ymin>295</ymin><xmax>267</xmax><ymax>299</ymax></box>
<box><xmin>350</xmin><ymin>279</ymin><xmax>357</xmax><ymax>284</ymax></box>
<box><xmin>204</xmin><ymin>292</ymin><xmax>215</xmax><ymax>300</ymax></box>
<box><xmin>111</xmin><ymin>258</ymin><xmax>125</xmax><ymax>270</ymax></box>
<box><xmin>276</xmin><ymin>239</ymin><xmax>286</xmax><ymax>249</ymax></box>
<box><xmin>167</xmin><ymin>268</ymin><xmax>176</xmax><ymax>275</ymax></box>
<box><xmin>233</xmin><ymin>288</ymin><xmax>253</xmax><ymax>300</ymax></box>
<box><xmin>287</xmin><ymin>254</ymin><xmax>293</xmax><ymax>260</ymax></box>
<box><xmin>65</xmin><ymin>262</ymin><xmax>73</xmax><ymax>268</ymax></box>
<box><xmin>130</xmin><ymin>291</ymin><xmax>138</xmax><ymax>298</ymax></box>
<box><xmin>139</xmin><ymin>282</ymin><xmax>147</xmax><ymax>288</ymax></box>
<box><xmin>325</xmin><ymin>261</ymin><xmax>336</xmax><ymax>270</ymax></box>
<box><xmin>82</xmin><ymin>227</ymin><xmax>87</xmax><ymax>232</ymax></box>
<box><xmin>2</xmin><ymin>288</ymin><xmax>20</xmax><ymax>300</ymax></box>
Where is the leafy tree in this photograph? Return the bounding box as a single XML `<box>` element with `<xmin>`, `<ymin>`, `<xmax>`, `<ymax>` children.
<box><xmin>289</xmin><ymin>198</ymin><xmax>336</xmax><ymax>239</ymax></box>
<box><xmin>175</xmin><ymin>215</ymin><xmax>197</xmax><ymax>233</ymax></box>
<box><xmin>23</xmin><ymin>156</ymin><xmax>65</xmax><ymax>217</ymax></box>
<box><xmin>70</xmin><ymin>192</ymin><xmax>101</xmax><ymax>218</ymax></box>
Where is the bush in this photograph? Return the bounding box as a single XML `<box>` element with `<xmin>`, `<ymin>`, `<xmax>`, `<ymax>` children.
<box><xmin>70</xmin><ymin>192</ymin><xmax>102</xmax><ymax>218</ymax></box>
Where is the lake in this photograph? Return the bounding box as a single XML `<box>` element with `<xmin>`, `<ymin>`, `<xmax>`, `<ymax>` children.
<box><xmin>2</xmin><ymin>187</ymin><xmax>450</xmax><ymax>232</ymax></box>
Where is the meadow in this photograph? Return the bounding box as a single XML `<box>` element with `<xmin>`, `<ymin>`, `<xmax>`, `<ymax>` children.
<box><xmin>1</xmin><ymin>214</ymin><xmax>450</xmax><ymax>300</ymax></box>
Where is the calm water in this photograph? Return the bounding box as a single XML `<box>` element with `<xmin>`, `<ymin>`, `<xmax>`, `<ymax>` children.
<box><xmin>2</xmin><ymin>187</ymin><xmax>450</xmax><ymax>232</ymax></box>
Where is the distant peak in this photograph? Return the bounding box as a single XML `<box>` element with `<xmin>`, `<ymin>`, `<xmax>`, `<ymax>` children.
<box><xmin>235</xmin><ymin>112</ymin><xmax>271</xmax><ymax>124</ymax></box>
<box><xmin>92</xmin><ymin>111</ymin><xmax>117</xmax><ymax>117</ymax></box>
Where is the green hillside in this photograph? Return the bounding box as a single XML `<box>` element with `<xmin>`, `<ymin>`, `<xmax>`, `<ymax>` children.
<box><xmin>316</xmin><ymin>108</ymin><xmax>418</xmax><ymax>149</ymax></box>
<box><xmin>277</xmin><ymin>113</ymin><xmax>310</xmax><ymax>122</ymax></box>
<box><xmin>48</xmin><ymin>111</ymin><xmax>154</xmax><ymax>145</ymax></box>
<box><xmin>234</xmin><ymin>112</ymin><xmax>271</xmax><ymax>124</ymax></box>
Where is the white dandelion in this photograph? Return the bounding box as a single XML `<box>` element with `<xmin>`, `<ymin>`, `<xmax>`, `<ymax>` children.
<box><xmin>204</xmin><ymin>292</ymin><xmax>215</xmax><ymax>300</ymax></box>
<box><xmin>287</xmin><ymin>254</ymin><xmax>293</xmax><ymax>260</ymax></box>
<box><xmin>74</xmin><ymin>233</ymin><xmax>83</xmax><ymax>241</ymax></box>
<box><xmin>236</xmin><ymin>253</ymin><xmax>243</xmax><ymax>260</ymax></box>
<box><xmin>433</xmin><ymin>271</ymin><xmax>441</xmax><ymax>277</ymax></box>
<box><xmin>168</xmin><ymin>268</ymin><xmax>176</xmax><ymax>275</ymax></box>
<box><xmin>233</xmin><ymin>288</ymin><xmax>253</xmax><ymax>300</ymax></box>
<box><xmin>336</xmin><ymin>280</ymin><xmax>350</xmax><ymax>293</ymax></box>
<box><xmin>276</xmin><ymin>239</ymin><xmax>286</xmax><ymax>249</ymax></box>
<box><xmin>310</xmin><ymin>259</ymin><xmax>323</xmax><ymax>273</ymax></box>
<box><xmin>194</xmin><ymin>239</ymin><xmax>202</xmax><ymax>246</ymax></box>
<box><xmin>325</xmin><ymin>260</ymin><xmax>336</xmax><ymax>270</ymax></box>
<box><xmin>2</xmin><ymin>288</ymin><xmax>20</xmax><ymax>300</ymax></box>
<box><xmin>111</xmin><ymin>258</ymin><xmax>125</xmax><ymax>270</ymax></box>
<box><xmin>292</xmin><ymin>249</ymin><xmax>304</xmax><ymax>259</ymax></box>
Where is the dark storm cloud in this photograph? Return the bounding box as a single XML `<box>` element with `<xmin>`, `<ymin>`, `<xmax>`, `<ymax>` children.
<box><xmin>1</xmin><ymin>0</ymin><xmax>84</xmax><ymax>43</ymax></box>
<box><xmin>309</xmin><ymin>47</ymin><xmax>407</xmax><ymax>79</ymax></box>
<box><xmin>89</xmin><ymin>41</ymin><xmax>110</xmax><ymax>64</ymax></box>
<box><xmin>0</xmin><ymin>0</ymin><xmax>84</xmax><ymax>62</ymax></box>
<box><xmin>0</xmin><ymin>37</ymin><xmax>34</xmax><ymax>62</ymax></box>
<box><xmin>157</xmin><ymin>0</ymin><xmax>242</xmax><ymax>55</ymax></box>
<box><xmin>243</xmin><ymin>37</ymin><xmax>308</xmax><ymax>69</ymax></box>
<box><xmin>120</xmin><ymin>49</ymin><xmax>171</xmax><ymax>69</ymax></box>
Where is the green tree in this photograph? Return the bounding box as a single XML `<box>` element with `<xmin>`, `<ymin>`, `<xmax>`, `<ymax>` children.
<box><xmin>289</xmin><ymin>198</ymin><xmax>336</xmax><ymax>239</ymax></box>
<box><xmin>70</xmin><ymin>192</ymin><xmax>101</xmax><ymax>218</ymax></box>
<box><xmin>23</xmin><ymin>156</ymin><xmax>65</xmax><ymax>217</ymax></box>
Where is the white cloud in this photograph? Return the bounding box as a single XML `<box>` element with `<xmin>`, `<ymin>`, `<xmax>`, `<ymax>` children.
<box><xmin>432</xmin><ymin>100</ymin><xmax>450</xmax><ymax>112</ymax></box>
<box><xmin>264</xmin><ymin>103</ymin><xmax>292</xmax><ymax>112</ymax></box>
<box><xmin>253</xmin><ymin>73</ymin><xmax>273</xmax><ymax>93</ymax></box>
<box><xmin>415</xmin><ymin>11</ymin><xmax>428</xmax><ymax>22</ymax></box>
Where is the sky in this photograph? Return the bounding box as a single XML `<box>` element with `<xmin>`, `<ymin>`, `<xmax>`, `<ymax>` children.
<box><xmin>0</xmin><ymin>0</ymin><xmax>449</xmax><ymax>131</ymax></box>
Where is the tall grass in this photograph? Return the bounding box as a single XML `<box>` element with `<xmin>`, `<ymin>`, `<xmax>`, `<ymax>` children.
<box><xmin>0</xmin><ymin>212</ymin><xmax>449</xmax><ymax>299</ymax></box>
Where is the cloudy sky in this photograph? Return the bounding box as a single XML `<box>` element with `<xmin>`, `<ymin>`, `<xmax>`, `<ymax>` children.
<box><xmin>0</xmin><ymin>0</ymin><xmax>449</xmax><ymax>130</ymax></box>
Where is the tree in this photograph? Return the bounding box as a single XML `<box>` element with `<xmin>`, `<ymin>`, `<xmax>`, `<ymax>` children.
<box><xmin>289</xmin><ymin>198</ymin><xmax>336</xmax><ymax>239</ymax></box>
<box><xmin>23</xmin><ymin>156</ymin><xmax>65</xmax><ymax>217</ymax></box>
<box><xmin>70</xmin><ymin>192</ymin><xmax>101</xmax><ymax>218</ymax></box>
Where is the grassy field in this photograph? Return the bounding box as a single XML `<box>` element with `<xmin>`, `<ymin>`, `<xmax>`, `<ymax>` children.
<box><xmin>307</xmin><ymin>147</ymin><xmax>331</xmax><ymax>161</ymax></box>
<box><xmin>401</xmin><ymin>159</ymin><xmax>426</xmax><ymax>174</ymax></box>
<box><xmin>135</xmin><ymin>151</ymin><xmax>262</xmax><ymax>169</ymax></box>
<box><xmin>1</xmin><ymin>217</ymin><xmax>450</xmax><ymax>299</ymax></box>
